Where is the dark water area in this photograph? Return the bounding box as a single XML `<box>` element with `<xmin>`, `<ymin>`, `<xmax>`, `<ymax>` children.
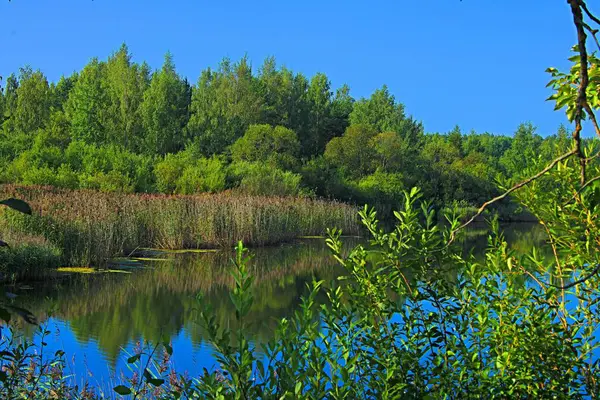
<box><xmin>2</xmin><ymin>223</ymin><xmax>547</xmax><ymax>390</ymax></box>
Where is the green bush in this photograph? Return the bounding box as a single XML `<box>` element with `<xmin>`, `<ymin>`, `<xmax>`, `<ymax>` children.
<box><xmin>176</xmin><ymin>157</ymin><xmax>227</xmax><ymax>194</ymax></box>
<box><xmin>79</xmin><ymin>170</ymin><xmax>134</xmax><ymax>193</ymax></box>
<box><xmin>230</xmin><ymin>124</ymin><xmax>300</xmax><ymax>170</ymax></box>
<box><xmin>154</xmin><ymin>152</ymin><xmax>188</xmax><ymax>194</ymax></box>
<box><xmin>357</xmin><ymin>170</ymin><xmax>404</xmax><ymax>202</ymax></box>
<box><xmin>229</xmin><ymin>161</ymin><xmax>306</xmax><ymax>197</ymax></box>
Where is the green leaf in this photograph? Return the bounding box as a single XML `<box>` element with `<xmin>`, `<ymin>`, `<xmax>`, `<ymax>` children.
<box><xmin>147</xmin><ymin>378</ymin><xmax>165</xmax><ymax>387</ymax></box>
<box><xmin>113</xmin><ymin>385</ymin><xmax>132</xmax><ymax>395</ymax></box>
<box><xmin>0</xmin><ymin>198</ymin><xmax>32</xmax><ymax>215</ymax></box>
<box><xmin>127</xmin><ymin>354</ymin><xmax>141</xmax><ymax>364</ymax></box>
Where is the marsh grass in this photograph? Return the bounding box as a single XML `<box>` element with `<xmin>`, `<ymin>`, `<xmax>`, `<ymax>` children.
<box><xmin>0</xmin><ymin>185</ymin><xmax>359</xmax><ymax>268</ymax></box>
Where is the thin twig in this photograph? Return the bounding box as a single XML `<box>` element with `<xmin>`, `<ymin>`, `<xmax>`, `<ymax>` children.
<box><xmin>550</xmin><ymin>263</ymin><xmax>600</xmax><ymax>290</ymax></box>
<box><xmin>580</xmin><ymin>0</ymin><xmax>600</xmax><ymax>26</ymax></box>
<box><xmin>583</xmin><ymin>103</ymin><xmax>600</xmax><ymax>139</ymax></box>
<box><xmin>565</xmin><ymin>175</ymin><xmax>600</xmax><ymax>205</ymax></box>
<box><xmin>448</xmin><ymin>149</ymin><xmax>577</xmax><ymax>243</ymax></box>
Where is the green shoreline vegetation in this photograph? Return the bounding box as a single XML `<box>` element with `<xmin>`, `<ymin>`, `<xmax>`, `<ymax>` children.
<box><xmin>0</xmin><ymin>185</ymin><xmax>359</xmax><ymax>281</ymax></box>
<box><xmin>0</xmin><ymin>45</ymin><xmax>574</xmax><ymax>221</ymax></box>
<box><xmin>0</xmin><ymin>46</ymin><xmax>570</xmax><ymax>281</ymax></box>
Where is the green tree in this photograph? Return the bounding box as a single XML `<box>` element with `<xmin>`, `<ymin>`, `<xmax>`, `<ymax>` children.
<box><xmin>0</xmin><ymin>79</ymin><xmax>4</xmax><ymax>127</ymax></box>
<box><xmin>50</xmin><ymin>74</ymin><xmax>78</xmax><ymax>112</ymax></box>
<box><xmin>349</xmin><ymin>85</ymin><xmax>405</xmax><ymax>132</ymax></box>
<box><xmin>13</xmin><ymin>67</ymin><xmax>51</xmax><ymax>134</ymax></box>
<box><xmin>370</xmin><ymin>131</ymin><xmax>411</xmax><ymax>172</ymax></box>
<box><xmin>140</xmin><ymin>53</ymin><xmax>190</xmax><ymax>155</ymax></box>
<box><xmin>500</xmin><ymin>122</ymin><xmax>543</xmax><ymax>176</ymax></box>
<box><xmin>325</xmin><ymin>84</ymin><xmax>354</xmax><ymax>145</ymax></box>
<box><xmin>304</xmin><ymin>73</ymin><xmax>332</xmax><ymax>157</ymax></box>
<box><xmin>186</xmin><ymin>57</ymin><xmax>262</xmax><ymax>155</ymax></box>
<box><xmin>64</xmin><ymin>58</ymin><xmax>110</xmax><ymax>144</ymax></box>
<box><xmin>103</xmin><ymin>44</ymin><xmax>148</xmax><ymax>150</ymax></box>
<box><xmin>231</xmin><ymin>124</ymin><xmax>300</xmax><ymax>170</ymax></box>
<box><xmin>324</xmin><ymin>124</ymin><xmax>377</xmax><ymax>178</ymax></box>
<box><xmin>1</xmin><ymin>73</ymin><xmax>19</xmax><ymax>132</ymax></box>
<box><xmin>257</xmin><ymin>58</ymin><xmax>310</xmax><ymax>142</ymax></box>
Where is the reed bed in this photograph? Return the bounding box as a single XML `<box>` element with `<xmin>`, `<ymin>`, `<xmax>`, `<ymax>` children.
<box><xmin>0</xmin><ymin>185</ymin><xmax>359</xmax><ymax>267</ymax></box>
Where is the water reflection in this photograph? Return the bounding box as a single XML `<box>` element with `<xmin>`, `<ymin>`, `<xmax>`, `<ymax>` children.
<box><xmin>8</xmin><ymin>238</ymin><xmax>357</xmax><ymax>365</ymax></box>
<box><xmin>4</xmin><ymin>223</ymin><xmax>547</xmax><ymax>382</ymax></box>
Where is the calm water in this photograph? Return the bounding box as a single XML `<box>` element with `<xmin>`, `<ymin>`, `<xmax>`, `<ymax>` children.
<box><xmin>3</xmin><ymin>223</ymin><xmax>547</xmax><ymax>390</ymax></box>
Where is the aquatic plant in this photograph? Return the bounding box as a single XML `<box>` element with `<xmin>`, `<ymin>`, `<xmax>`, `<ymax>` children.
<box><xmin>0</xmin><ymin>185</ymin><xmax>359</xmax><ymax>268</ymax></box>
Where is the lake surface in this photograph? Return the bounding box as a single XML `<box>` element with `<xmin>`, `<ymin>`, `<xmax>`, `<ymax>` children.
<box><xmin>2</xmin><ymin>223</ymin><xmax>547</xmax><ymax>390</ymax></box>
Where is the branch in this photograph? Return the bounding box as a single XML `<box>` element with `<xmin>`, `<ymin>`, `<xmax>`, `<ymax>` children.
<box><xmin>569</xmin><ymin>0</ymin><xmax>590</xmax><ymax>184</ymax></box>
<box><xmin>580</xmin><ymin>0</ymin><xmax>600</xmax><ymax>26</ymax></box>
<box><xmin>565</xmin><ymin>175</ymin><xmax>600</xmax><ymax>205</ymax></box>
<box><xmin>448</xmin><ymin>149</ymin><xmax>577</xmax><ymax>243</ymax></box>
<box><xmin>582</xmin><ymin>22</ymin><xmax>600</xmax><ymax>51</ymax></box>
<box><xmin>550</xmin><ymin>263</ymin><xmax>600</xmax><ymax>290</ymax></box>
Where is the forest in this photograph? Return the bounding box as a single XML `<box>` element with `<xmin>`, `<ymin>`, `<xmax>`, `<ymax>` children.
<box><xmin>0</xmin><ymin>45</ymin><xmax>578</xmax><ymax>216</ymax></box>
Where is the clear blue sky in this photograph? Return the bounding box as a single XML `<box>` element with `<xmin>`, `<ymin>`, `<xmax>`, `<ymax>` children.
<box><xmin>0</xmin><ymin>0</ymin><xmax>582</xmax><ymax>136</ymax></box>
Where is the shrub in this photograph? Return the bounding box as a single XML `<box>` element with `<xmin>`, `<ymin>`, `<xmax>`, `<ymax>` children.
<box><xmin>230</xmin><ymin>124</ymin><xmax>300</xmax><ymax>170</ymax></box>
<box><xmin>154</xmin><ymin>152</ymin><xmax>188</xmax><ymax>194</ymax></box>
<box><xmin>229</xmin><ymin>161</ymin><xmax>306</xmax><ymax>197</ymax></box>
<box><xmin>176</xmin><ymin>157</ymin><xmax>226</xmax><ymax>194</ymax></box>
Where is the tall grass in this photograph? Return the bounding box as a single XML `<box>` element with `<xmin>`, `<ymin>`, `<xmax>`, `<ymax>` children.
<box><xmin>0</xmin><ymin>185</ymin><xmax>359</xmax><ymax>267</ymax></box>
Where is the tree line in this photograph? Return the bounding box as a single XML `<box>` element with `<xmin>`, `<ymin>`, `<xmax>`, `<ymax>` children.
<box><xmin>0</xmin><ymin>44</ymin><xmax>577</xmax><ymax>216</ymax></box>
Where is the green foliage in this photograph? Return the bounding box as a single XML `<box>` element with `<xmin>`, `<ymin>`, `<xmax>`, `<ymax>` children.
<box><xmin>229</xmin><ymin>162</ymin><xmax>305</xmax><ymax>197</ymax></box>
<box><xmin>547</xmin><ymin>48</ymin><xmax>600</xmax><ymax>121</ymax></box>
<box><xmin>12</xmin><ymin>67</ymin><xmax>51</xmax><ymax>135</ymax></box>
<box><xmin>356</xmin><ymin>170</ymin><xmax>405</xmax><ymax>206</ymax></box>
<box><xmin>0</xmin><ymin>46</ymin><xmax>583</xmax><ymax>216</ymax></box>
<box><xmin>0</xmin><ymin>326</ymin><xmax>82</xmax><ymax>399</ymax></box>
<box><xmin>140</xmin><ymin>52</ymin><xmax>190</xmax><ymax>155</ymax></box>
<box><xmin>176</xmin><ymin>157</ymin><xmax>227</xmax><ymax>194</ymax></box>
<box><xmin>324</xmin><ymin>124</ymin><xmax>378</xmax><ymax>178</ymax></box>
<box><xmin>130</xmin><ymin>182</ymin><xmax>598</xmax><ymax>398</ymax></box>
<box><xmin>231</xmin><ymin>124</ymin><xmax>300</xmax><ymax>170</ymax></box>
<box><xmin>187</xmin><ymin>57</ymin><xmax>262</xmax><ymax>156</ymax></box>
<box><xmin>154</xmin><ymin>150</ymin><xmax>226</xmax><ymax>194</ymax></box>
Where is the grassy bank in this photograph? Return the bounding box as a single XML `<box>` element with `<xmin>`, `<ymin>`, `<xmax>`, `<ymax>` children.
<box><xmin>0</xmin><ymin>185</ymin><xmax>359</xmax><ymax>273</ymax></box>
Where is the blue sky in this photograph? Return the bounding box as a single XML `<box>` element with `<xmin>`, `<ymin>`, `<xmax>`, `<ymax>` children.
<box><xmin>0</xmin><ymin>0</ymin><xmax>581</xmax><ymax>136</ymax></box>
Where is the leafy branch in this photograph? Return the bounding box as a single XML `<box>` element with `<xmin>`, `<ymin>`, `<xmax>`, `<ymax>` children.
<box><xmin>451</xmin><ymin>0</ymin><xmax>600</xmax><ymax>243</ymax></box>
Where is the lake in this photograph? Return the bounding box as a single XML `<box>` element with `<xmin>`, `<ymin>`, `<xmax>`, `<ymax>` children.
<box><xmin>2</xmin><ymin>223</ymin><xmax>547</xmax><ymax>391</ymax></box>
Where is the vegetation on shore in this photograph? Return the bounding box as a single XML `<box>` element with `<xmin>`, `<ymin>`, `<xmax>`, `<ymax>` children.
<box><xmin>0</xmin><ymin>43</ymin><xmax>583</xmax><ymax>219</ymax></box>
<box><xmin>0</xmin><ymin>185</ymin><xmax>358</xmax><ymax>276</ymax></box>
